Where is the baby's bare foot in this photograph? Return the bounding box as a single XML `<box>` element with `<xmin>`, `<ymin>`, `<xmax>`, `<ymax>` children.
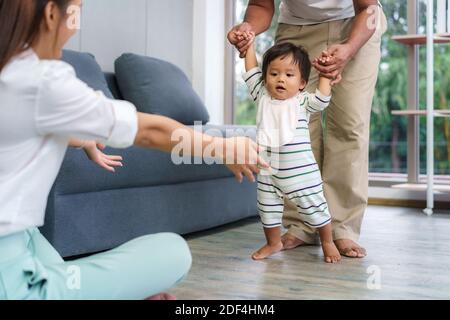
<box><xmin>322</xmin><ymin>241</ymin><xmax>341</xmax><ymax>263</ymax></box>
<box><xmin>252</xmin><ymin>242</ymin><xmax>283</xmax><ymax>260</ymax></box>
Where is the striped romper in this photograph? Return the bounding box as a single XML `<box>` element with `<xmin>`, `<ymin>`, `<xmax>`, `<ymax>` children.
<box><xmin>243</xmin><ymin>67</ymin><xmax>332</xmax><ymax>230</ymax></box>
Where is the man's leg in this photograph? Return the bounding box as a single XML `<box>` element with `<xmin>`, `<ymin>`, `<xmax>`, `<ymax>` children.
<box><xmin>323</xmin><ymin>12</ymin><xmax>386</xmax><ymax>257</ymax></box>
<box><xmin>276</xmin><ymin>22</ymin><xmax>328</xmax><ymax>248</ymax></box>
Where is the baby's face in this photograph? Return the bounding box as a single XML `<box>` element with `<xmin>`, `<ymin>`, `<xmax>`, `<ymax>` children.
<box><xmin>265</xmin><ymin>54</ymin><xmax>306</xmax><ymax>100</ymax></box>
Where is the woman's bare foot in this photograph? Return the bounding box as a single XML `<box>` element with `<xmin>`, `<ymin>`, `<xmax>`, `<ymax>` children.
<box><xmin>252</xmin><ymin>242</ymin><xmax>283</xmax><ymax>260</ymax></box>
<box><xmin>281</xmin><ymin>233</ymin><xmax>306</xmax><ymax>250</ymax></box>
<box><xmin>146</xmin><ymin>293</ymin><xmax>177</xmax><ymax>300</ymax></box>
<box><xmin>321</xmin><ymin>241</ymin><xmax>341</xmax><ymax>263</ymax></box>
<box><xmin>334</xmin><ymin>239</ymin><xmax>367</xmax><ymax>258</ymax></box>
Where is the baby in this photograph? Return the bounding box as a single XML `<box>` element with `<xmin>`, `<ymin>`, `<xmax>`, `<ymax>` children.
<box><xmin>240</xmin><ymin>33</ymin><xmax>341</xmax><ymax>263</ymax></box>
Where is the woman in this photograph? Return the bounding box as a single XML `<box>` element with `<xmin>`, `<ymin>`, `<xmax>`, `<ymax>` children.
<box><xmin>0</xmin><ymin>0</ymin><xmax>266</xmax><ymax>300</ymax></box>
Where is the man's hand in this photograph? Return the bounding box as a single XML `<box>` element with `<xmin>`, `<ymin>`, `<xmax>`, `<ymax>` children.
<box><xmin>312</xmin><ymin>44</ymin><xmax>356</xmax><ymax>85</ymax></box>
<box><xmin>227</xmin><ymin>22</ymin><xmax>255</xmax><ymax>58</ymax></box>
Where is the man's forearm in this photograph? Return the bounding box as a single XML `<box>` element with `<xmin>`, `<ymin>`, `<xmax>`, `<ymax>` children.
<box><xmin>346</xmin><ymin>1</ymin><xmax>380</xmax><ymax>57</ymax></box>
<box><xmin>244</xmin><ymin>0</ymin><xmax>275</xmax><ymax>35</ymax></box>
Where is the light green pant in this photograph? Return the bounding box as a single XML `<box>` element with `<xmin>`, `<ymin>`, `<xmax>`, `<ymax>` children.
<box><xmin>0</xmin><ymin>228</ymin><xmax>191</xmax><ymax>300</ymax></box>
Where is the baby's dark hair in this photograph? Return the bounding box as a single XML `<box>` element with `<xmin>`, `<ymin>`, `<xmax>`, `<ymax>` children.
<box><xmin>262</xmin><ymin>42</ymin><xmax>311</xmax><ymax>84</ymax></box>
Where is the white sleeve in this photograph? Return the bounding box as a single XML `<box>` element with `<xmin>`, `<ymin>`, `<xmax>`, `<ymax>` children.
<box><xmin>305</xmin><ymin>89</ymin><xmax>331</xmax><ymax>114</ymax></box>
<box><xmin>242</xmin><ymin>67</ymin><xmax>264</xmax><ymax>102</ymax></box>
<box><xmin>35</xmin><ymin>61</ymin><xmax>138</xmax><ymax>149</ymax></box>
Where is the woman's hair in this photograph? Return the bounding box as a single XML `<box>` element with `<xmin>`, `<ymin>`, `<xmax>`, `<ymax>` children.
<box><xmin>0</xmin><ymin>0</ymin><xmax>71</xmax><ymax>72</ymax></box>
<box><xmin>262</xmin><ymin>42</ymin><xmax>311</xmax><ymax>84</ymax></box>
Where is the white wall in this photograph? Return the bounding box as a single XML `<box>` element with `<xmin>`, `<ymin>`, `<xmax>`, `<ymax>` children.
<box><xmin>65</xmin><ymin>0</ymin><xmax>193</xmax><ymax>78</ymax></box>
<box><xmin>192</xmin><ymin>0</ymin><xmax>226</xmax><ymax>125</ymax></box>
<box><xmin>65</xmin><ymin>0</ymin><xmax>229</xmax><ymax>125</ymax></box>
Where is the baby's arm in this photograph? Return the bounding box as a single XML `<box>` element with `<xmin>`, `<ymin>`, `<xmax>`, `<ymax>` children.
<box><xmin>240</xmin><ymin>32</ymin><xmax>264</xmax><ymax>103</ymax></box>
<box><xmin>245</xmin><ymin>34</ymin><xmax>258</xmax><ymax>72</ymax></box>
<box><xmin>317</xmin><ymin>52</ymin><xmax>332</xmax><ymax>97</ymax></box>
<box><xmin>305</xmin><ymin>53</ymin><xmax>334</xmax><ymax>114</ymax></box>
<box><xmin>318</xmin><ymin>75</ymin><xmax>332</xmax><ymax>97</ymax></box>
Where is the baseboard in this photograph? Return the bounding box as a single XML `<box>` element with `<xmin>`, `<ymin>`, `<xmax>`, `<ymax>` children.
<box><xmin>369</xmin><ymin>197</ymin><xmax>450</xmax><ymax>210</ymax></box>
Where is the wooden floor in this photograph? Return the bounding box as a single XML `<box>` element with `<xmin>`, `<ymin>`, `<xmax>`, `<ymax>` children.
<box><xmin>169</xmin><ymin>205</ymin><xmax>450</xmax><ymax>300</ymax></box>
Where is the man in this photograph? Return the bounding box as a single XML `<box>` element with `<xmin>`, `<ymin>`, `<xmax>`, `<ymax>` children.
<box><xmin>228</xmin><ymin>0</ymin><xmax>387</xmax><ymax>258</ymax></box>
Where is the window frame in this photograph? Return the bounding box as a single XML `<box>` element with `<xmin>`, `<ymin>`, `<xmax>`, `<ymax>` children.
<box><xmin>224</xmin><ymin>0</ymin><xmax>236</xmax><ymax>125</ymax></box>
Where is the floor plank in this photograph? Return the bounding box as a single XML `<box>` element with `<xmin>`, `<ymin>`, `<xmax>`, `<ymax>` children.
<box><xmin>170</xmin><ymin>206</ymin><xmax>450</xmax><ymax>299</ymax></box>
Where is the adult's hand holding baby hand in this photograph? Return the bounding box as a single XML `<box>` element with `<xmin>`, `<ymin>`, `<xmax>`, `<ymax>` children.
<box><xmin>312</xmin><ymin>44</ymin><xmax>355</xmax><ymax>85</ymax></box>
<box><xmin>227</xmin><ymin>22</ymin><xmax>255</xmax><ymax>58</ymax></box>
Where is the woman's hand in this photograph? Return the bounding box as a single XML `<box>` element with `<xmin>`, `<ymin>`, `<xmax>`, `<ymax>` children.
<box><xmin>312</xmin><ymin>44</ymin><xmax>356</xmax><ymax>85</ymax></box>
<box><xmin>221</xmin><ymin>137</ymin><xmax>269</xmax><ymax>183</ymax></box>
<box><xmin>227</xmin><ymin>22</ymin><xmax>255</xmax><ymax>58</ymax></box>
<box><xmin>82</xmin><ymin>141</ymin><xmax>123</xmax><ymax>173</ymax></box>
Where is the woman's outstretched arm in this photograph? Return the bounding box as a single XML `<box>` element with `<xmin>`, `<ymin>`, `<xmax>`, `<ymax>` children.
<box><xmin>134</xmin><ymin>113</ymin><xmax>268</xmax><ymax>183</ymax></box>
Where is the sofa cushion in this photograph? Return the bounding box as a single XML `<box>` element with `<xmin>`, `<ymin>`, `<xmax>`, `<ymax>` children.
<box><xmin>104</xmin><ymin>72</ymin><xmax>123</xmax><ymax>100</ymax></box>
<box><xmin>115</xmin><ymin>53</ymin><xmax>209</xmax><ymax>125</ymax></box>
<box><xmin>52</xmin><ymin>125</ymin><xmax>256</xmax><ymax>195</ymax></box>
<box><xmin>61</xmin><ymin>50</ymin><xmax>114</xmax><ymax>99</ymax></box>
<box><xmin>43</xmin><ymin>177</ymin><xmax>257</xmax><ymax>257</ymax></box>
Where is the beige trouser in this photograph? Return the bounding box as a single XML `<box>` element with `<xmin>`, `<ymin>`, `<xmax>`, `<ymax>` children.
<box><xmin>276</xmin><ymin>11</ymin><xmax>388</xmax><ymax>243</ymax></box>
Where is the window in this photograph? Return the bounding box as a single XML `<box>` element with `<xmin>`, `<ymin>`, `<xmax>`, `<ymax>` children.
<box><xmin>234</xmin><ymin>0</ymin><xmax>281</xmax><ymax>125</ymax></box>
<box><xmin>371</xmin><ymin>1</ymin><xmax>409</xmax><ymax>174</ymax></box>
<box><xmin>232</xmin><ymin>0</ymin><xmax>450</xmax><ymax>180</ymax></box>
<box><xmin>417</xmin><ymin>0</ymin><xmax>450</xmax><ymax>177</ymax></box>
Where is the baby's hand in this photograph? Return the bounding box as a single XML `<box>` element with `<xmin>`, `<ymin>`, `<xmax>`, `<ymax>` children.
<box><xmin>313</xmin><ymin>50</ymin><xmax>341</xmax><ymax>86</ymax></box>
<box><xmin>234</xmin><ymin>31</ymin><xmax>256</xmax><ymax>59</ymax></box>
<box><xmin>82</xmin><ymin>141</ymin><xmax>123</xmax><ymax>173</ymax></box>
<box><xmin>314</xmin><ymin>50</ymin><xmax>333</xmax><ymax>65</ymax></box>
<box><xmin>234</xmin><ymin>30</ymin><xmax>255</xmax><ymax>42</ymax></box>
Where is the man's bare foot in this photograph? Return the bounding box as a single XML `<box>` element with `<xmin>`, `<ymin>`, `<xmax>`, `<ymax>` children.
<box><xmin>334</xmin><ymin>239</ymin><xmax>367</xmax><ymax>258</ymax></box>
<box><xmin>321</xmin><ymin>241</ymin><xmax>341</xmax><ymax>263</ymax></box>
<box><xmin>252</xmin><ymin>242</ymin><xmax>283</xmax><ymax>260</ymax></box>
<box><xmin>146</xmin><ymin>293</ymin><xmax>177</xmax><ymax>300</ymax></box>
<box><xmin>281</xmin><ymin>233</ymin><xmax>306</xmax><ymax>250</ymax></box>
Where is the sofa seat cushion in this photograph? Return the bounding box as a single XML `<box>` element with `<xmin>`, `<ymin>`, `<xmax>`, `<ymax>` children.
<box><xmin>53</xmin><ymin>125</ymin><xmax>256</xmax><ymax>195</ymax></box>
<box><xmin>115</xmin><ymin>53</ymin><xmax>209</xmax><ymax>125</ymax></box>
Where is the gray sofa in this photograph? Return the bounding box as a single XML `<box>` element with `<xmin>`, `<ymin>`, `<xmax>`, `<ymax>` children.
<box><xmin>40</xmin><ymin>51</ymin><xmax>257</xmax><ymax>258</ymax></box>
